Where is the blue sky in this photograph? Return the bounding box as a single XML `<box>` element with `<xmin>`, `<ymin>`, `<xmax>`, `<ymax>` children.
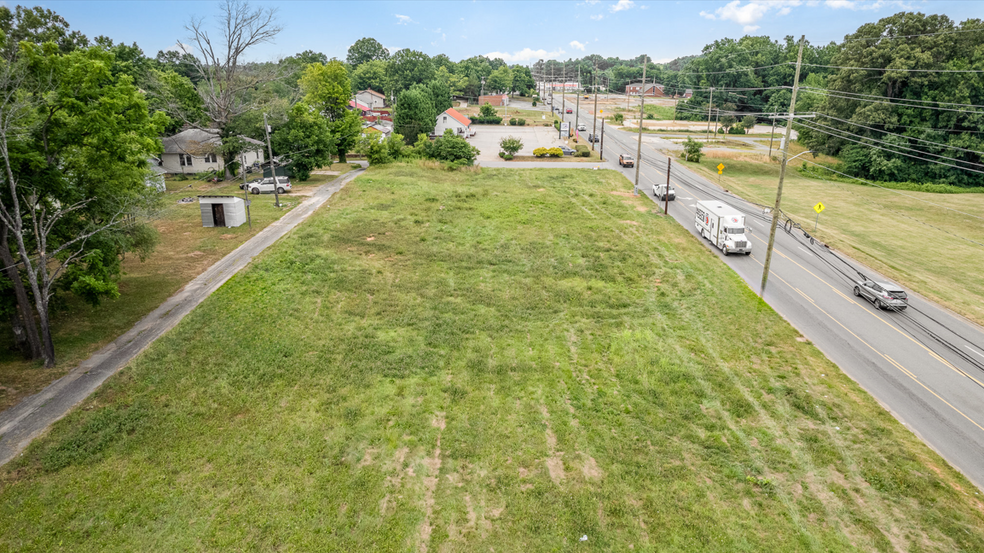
<box><xmin>33</xmin><ymin>0</ymin><xmax>982</xmax><ymax>64</ymax></box>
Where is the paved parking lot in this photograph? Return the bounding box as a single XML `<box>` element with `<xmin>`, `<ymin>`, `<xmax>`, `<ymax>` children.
<box><xmin>468</xmin><ymin>125</ymin><xmax>569</xmax><ymax>161</ymax></box>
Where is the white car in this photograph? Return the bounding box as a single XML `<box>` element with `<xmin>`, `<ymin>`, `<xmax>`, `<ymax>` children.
<box><xmin>577</xmin><ymin>124</ymin><xmax>586</xmax><ymax>131</ymax></box>
<box><xmin>250</xmin><ymin>177</ymin><xmax>291</xmax><ymax>194</ymax></box>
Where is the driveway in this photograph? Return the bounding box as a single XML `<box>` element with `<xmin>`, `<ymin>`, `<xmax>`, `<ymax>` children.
<box><xmin>469</xmin><ymin>125</ymin><xmax>569</xmax><ymax>161</ymax></box>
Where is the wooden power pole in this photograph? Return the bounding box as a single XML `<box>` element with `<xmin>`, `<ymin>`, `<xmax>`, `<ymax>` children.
<box><xmin>760</xmin><ymin>35</ymin><xmax>806</xmax><ymax>295</ymax></box>
<box><xmin>633</xmin><ymin>55</ymin><xmax>647</xmax><ymax>196</ymax></box>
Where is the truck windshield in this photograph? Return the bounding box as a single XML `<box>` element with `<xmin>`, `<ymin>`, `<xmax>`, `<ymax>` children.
<box><xmin>726</xmin><ymin>227</ymin><xmax>745</xmax><ymax>234</ymax></box>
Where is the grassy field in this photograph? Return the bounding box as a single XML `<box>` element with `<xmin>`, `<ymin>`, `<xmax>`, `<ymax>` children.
<box><xmin>683</xmin><ymin>148</ymin><xmax>984</xmax><ymax>325</ymax></box>
<box><xmin>0</xmin><ymin>166</ymin><xmax>353</xmax><ymax>412</ymax></box>
<box><xmin>2</xmin><ymin>163</ymin><xmax>983</xmax><ymax>551</ymax></box>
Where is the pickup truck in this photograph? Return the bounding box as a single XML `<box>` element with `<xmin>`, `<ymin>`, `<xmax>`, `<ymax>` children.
<box><xmin>618</xmin><ymin>154</ymin><xmax>634</xmax><ymax>167</ymax></box>
<box><xmin>654</xmin><ymin>184</ymin><xmax>675</xmax><ymax>201</ymax></box>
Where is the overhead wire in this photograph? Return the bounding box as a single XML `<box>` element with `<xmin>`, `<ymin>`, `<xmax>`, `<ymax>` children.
<box><xmin>817</xmin><ymin>114</ymin><xmax>984</xmax><ymax>153</ymax></box>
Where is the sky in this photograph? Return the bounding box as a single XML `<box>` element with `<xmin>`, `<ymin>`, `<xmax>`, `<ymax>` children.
<box><xmin>30</xmin><ymin>0</ymin><xmax>984</xmax><ymax>65</ymax></box>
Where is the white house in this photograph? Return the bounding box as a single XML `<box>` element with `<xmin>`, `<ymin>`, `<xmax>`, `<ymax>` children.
<box><xmin>434</xmin><ymin>108</ymin><xmax>472</xmax><ymax>137</ymax></box>
<box><xmin>356</xmin><ymin>89</ymin><xmax>386</xmax><ymax>111</ymax></box>
<box><xmin>161</xmin><ymin>129</ymin><xmax>265</xmax><ymax>175</ymax></box>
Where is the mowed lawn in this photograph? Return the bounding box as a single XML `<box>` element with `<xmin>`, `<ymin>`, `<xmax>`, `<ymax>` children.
<box><xmin>2</xmin><ymin>164</ymin><xmax>984</xmax><ymax>551</ymax></box>
<box><xmin>683</xmin><ymin>151</ymin><xmax>984</xmax><ymax>326</ymax></box>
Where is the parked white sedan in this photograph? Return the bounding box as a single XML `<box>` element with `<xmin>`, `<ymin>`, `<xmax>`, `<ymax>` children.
<box><xmin>249</xmin><ymin>177</ymin><xmax>291</xmax><ymax>194</ymax></box>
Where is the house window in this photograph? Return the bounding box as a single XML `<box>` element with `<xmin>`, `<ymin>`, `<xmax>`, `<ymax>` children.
<box><xmin>443</xmin><ymin>115</ymin><xmax>447</xmax><ymax>122</ymax></box>
<box><xmin>180</xmin><ymin>154</ymin><xmax>192</xmax><ymax>166</ymax></box>
<box><xmin>205</xmin><ymin>153</ymin><xmax>217</xmax><ymax>163</ymax></box>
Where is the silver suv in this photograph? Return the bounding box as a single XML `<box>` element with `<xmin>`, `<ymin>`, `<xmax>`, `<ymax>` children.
<box><xmin>853</xmin><ymin>279</ymin><xmax>908</xmax><ymax>311</ymax></box>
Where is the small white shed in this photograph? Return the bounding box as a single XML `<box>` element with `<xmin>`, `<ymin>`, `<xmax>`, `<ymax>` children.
<box><xmin>199</xmin><ymin>196</ymin><xmax>247</xmax><ymax>228</ymax></box>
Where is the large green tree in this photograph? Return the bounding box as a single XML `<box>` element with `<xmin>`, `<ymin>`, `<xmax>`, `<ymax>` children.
<box><xmin>801</xmin><ymin>13</ymin><xmax>984</xmax><ymax>186</ymax></box>
<box><xmin>0</xmin><ymin>44</ymin><xmax>167</xmax><ymax>367</ymax></box>
<box><xmin>388</xmin><ymin>49</ymin><xmax>434</xmax><ymax>94</ymax></box>
<box><xmin>299</xmin><ymin>60</ymin><xmax>351</xmax><ymax>121</ymax></box>
<box><xmin>346</xmin><ymin>37</ymin><xmax>389</xmax><ymax>67</ymax></box>
<box><xmin>486</xmin><ymin>65</ymin><xmax>513</xmax><ymax>94</ymax></box>
<box><xmin>428</xmin><ymin>79</ymin><xmax>452</xmax><ymax>113</ymax></box>
<box><xmin>393</xmin><ymin>87</ymin><xmax>435</xmax><ymax>144</ymax></box>
<box><xmin>351</xmin><ymin>59</ymin><xmax>390</xmax><ymax>95</ymax></box>
<box><xmin>272</xmin><ymin>101</ymin><xmax>334</xmax><ymax>181</ymax></box>
<box><xmin>0</xmin><ymin>5</ymin><xmax>88</xmax><ymax>58</ymax></box>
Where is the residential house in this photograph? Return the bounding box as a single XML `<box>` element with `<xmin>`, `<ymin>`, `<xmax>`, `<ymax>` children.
<box><xmin>356</xmin><ymin>89</ymin><xmax>386</xmax><ymax>111</ymax></box>
<box><xmin>361</xmin><ymin>124</ymin><xmax>393</xmax><ymax>141</ymax></box>
<box><xmin>434</xmin><ymin>108</ymin><xmax>472</xmax><ymax>137</ymax></box>
<box><xmin>161</xmin><ymin>128</ymin><xmax>264</xmax><ymax>175</ymax></box>
<box><xmin>625</xmin><ymin>83</ymin><xmax>670</xmax><ymax>97</ymax></box>
<box><xmin>348</xmin><ymin>99</ymin><xmax>371</xmax><ymax>115</ymax></box>
<box><xmin>682</xmin><ymin>89</ymin><xmax>693</xmax><ymax>99</ymax></box>
<box><xmin>478</xmin><ymin>94</ymin><xmax>509</xmax><ymax>107</ymax></box>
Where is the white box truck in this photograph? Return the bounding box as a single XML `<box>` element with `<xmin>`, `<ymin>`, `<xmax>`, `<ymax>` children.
<box><xmin>695</xmin><ymin>200</ymin><xmax>752</xmax><ymax>255</ymax></box>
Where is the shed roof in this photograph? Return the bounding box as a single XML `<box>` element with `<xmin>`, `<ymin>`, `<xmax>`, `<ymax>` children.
<box><xmin>163</xmin><ymin>129</ymin><xmax>262</xmax><ymax>155</ymax></box>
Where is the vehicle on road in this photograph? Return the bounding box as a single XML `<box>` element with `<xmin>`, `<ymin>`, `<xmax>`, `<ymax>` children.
<box><xmin>240</xmin><ymin>178</ymin><xmax>262</xmax><ymax>190</ymax></box>
<box><xmin>558</xmin><ymin>145</ymin><xmax>575</xmax><ymax>156</ymax></box>
<box><xmin>695</xmin><ymin>200</ymin><xmax>751</xmax><ymax>255</ymax></box>
<box><xmin>250</xmin><ymin>176</ymin><xmax>292</xmax><ymax>195</ymax></box>
<box><xmin>618</xmin><ymin>154</ymin><xmax>634</xmax><ymax>167</ymax></box>
<box><xmin>854</xmin><ymin>279</ymin><xmax>908</xmax><ymax>311</ymax></box>
<box><xmin>654</xmin><ymin>184</ymin><xmax>676</xmax><ymax>201</ymax></box>
<box><xmin>566</xmin><ymin>108</ymin><xmax>573</xmax><ymax>114</ymax></box>
<box><xmin>583</xmin><ymin>95</ymin><xmax>589</xmax><ymax>99</ymax></box>
<box><xmin>577</xmin><ymin>124</ymin><xmax>586</xmax><ymax>131</ymax></box>
<box><xmin>588</xmin><ymin>134</ymin><xmax>600</xmax><ymax>143</ymax></box>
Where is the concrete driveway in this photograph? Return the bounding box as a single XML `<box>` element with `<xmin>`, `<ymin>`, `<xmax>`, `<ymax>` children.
<box><xmin>469</xmin><ymin>125</ymin><xmax>569</xmax><ymax>161</ymax></box>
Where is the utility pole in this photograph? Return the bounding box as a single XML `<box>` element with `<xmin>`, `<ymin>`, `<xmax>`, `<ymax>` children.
<box><xmin>761</xmin><ymin>35</ymin><xmax>806</xmax><ymax>296</ymax></box>
<box><xmin>664</xmin><ymin>157</ymin><xmax>671</xmax><ymax>215</ymax></box>
<box><xmin>575</xmin><ymin>66</ymin><xmax>581</xmax><ymax>137</ymax></box>
<box><xmin>600</xmin><ymin>117</ymin><xmax>605</xmax><ymax>161</ymax></box>
<box><xmin>550</xmin><ymin>64</ymin><xmax>554</xmax><ymax>116</ymax></box>
<box><xmin>591</xmin><ymin>62</ymin><xmax>599</xmax><ymax>151</ymax></box>
<box><xmin>705</xmin><ymin>87</ymin><xmax>714</xmax><ymax>142</ymax></box>
<box><xmin>769</xmin><ymin>112</ymin><xmax>777</xmax><ymax>158</ymax></box>
<box><xmin>561</xmin><ymin>62</ymin><xmax>566</xmax><ymax>125</ymax></box>
<box><xmin>633</xmin><ymin>55</ymin><xmax>647</xmax><ymax>196</ymax></box>
<box><xmin>241</xmin><ymin>153</ymin><xmax>251</xmax><ymax>230</ymax></box>
<box><xmin>713</xmin><ymin>108</ymin><xmax>720</xmax><ymax>139</ymax></box>
<box><xmin>480</xmin><ymin>77</ymin><xmax>485</xmax><ymax>98</ymax></box>
<box><xmin>263</xmin><ymin>112</ymin><xmax>279</xmax><ymax>208</ymax></box>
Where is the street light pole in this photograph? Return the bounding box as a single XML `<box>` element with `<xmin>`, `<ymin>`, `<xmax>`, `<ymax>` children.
<box><xmin>705</xmin><ymin>87</ymin><xmax>714</xmax><ymax>142</ymax></box>
<box><xmin>760</xmin><ymin>35</ymin><xmax>806</xmax><ymax>296</ymax></box>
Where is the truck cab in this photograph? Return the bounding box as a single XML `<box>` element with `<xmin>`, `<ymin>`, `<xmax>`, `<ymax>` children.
<box><xmin>694</xmin><ymin>200</ymin><xmax>752</xmax><ymax>255</ymax></box>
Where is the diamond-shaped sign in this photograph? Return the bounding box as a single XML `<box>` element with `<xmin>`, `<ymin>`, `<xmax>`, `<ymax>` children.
<box><xmin>717</xmin><ymin>163</ymin><xmax>725</xmax><ymax>171</ymax></box>
<box><xmin>814</xmin><ymin>202</ymin><xmax>825</xmax><ymax>214</ymax></box>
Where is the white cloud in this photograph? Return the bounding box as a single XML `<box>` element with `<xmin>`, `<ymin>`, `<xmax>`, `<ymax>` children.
<box><xmin>590</xmin><ymin>14</ymin><xmax>604</xmax><ymax>20</ymax></box>
<box><xmin>640</xmin><ymin>4</ymin><xmax>649</xmax><ymax>9</ymax></box>
<box><xmin>395</xmin><ymin>14</ymin><xmax>413</xmax><ymax>25</ymax></box>
<box><xmin>485</xmin><ymin>48</ymin><xmax>566</xmax><ymax>63</ymax></box>
<box><xmin>824</xmin><ymin>0</ymin><xmax>909</xmax><ymax>9</ymax></box>
<box><xmin>167</xmin><ymin>42</ymin><xmax>192</xmax><ymax>54</ymax></box>
<box><xmin>699</xmin><ymin>1</ymin><xmax>800</xmax><ymax>29</ymax></box>
<box><xmin>570</xmin><ymin>40</ymin><xmax>586</xmax><ymax>51</ymax></box>
<box><xmin>610</xmin><ymin>0</ymin><xmax>635</xmax><ymax>13</ymax></box>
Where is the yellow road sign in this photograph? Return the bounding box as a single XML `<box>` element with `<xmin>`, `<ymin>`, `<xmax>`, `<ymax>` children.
<box><xmin>717</xmin><ymin>163</ymin><xmax>725</xmax><ymax>171</ymax></box>
<box><xmin>814</xmin><ymin>202</ymin><xmax>825</xmax><ymax>214</ymax></box>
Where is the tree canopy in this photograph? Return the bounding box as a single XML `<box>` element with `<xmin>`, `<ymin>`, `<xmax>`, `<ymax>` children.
<box><xmin>346</xmin><ymin>37</ymin><xmax>389</xmax><ymax>67</ymax></box>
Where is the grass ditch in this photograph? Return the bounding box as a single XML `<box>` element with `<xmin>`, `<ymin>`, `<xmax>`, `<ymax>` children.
<box><xmin>0</xmin><ymin>166</ymin><xmax>352</xmax><ymax>412</ymax></box>
<box><xmin>2</xmin><ymin>163</ymin><xmax>983</xmax><ymax>551</ymax></box>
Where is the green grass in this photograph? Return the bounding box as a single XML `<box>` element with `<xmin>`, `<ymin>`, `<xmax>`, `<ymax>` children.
<box><xmin>2</xmin><ymin>164</ymin><xmax>983</xmax><ymax>551</ymax></box>
<box><xmin>0</xmin><ymin>167</ymin><xmax>351</xmax><ymax>412</ymax></box>
<box><xmin>684</xmin><ymin>149</ymin><xmax>984</xmax><ymax>325</ymax></box>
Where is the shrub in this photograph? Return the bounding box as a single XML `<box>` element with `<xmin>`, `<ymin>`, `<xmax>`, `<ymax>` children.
<box><xmin>717</xmin><ymin>128</ymin><xmax>726</xmax><ymax>134</ymax></box>
<box><xmin>741</xmin><ymin>114</ymin><xmax>757</xmax><ymax>130</ymax></box>
<box><xmin>645</xmin><ymin>113</ymin><xmax>655</xmax><ymax>120</ymax></box>
<box><xmin>532</xmin><ymin>101</ymin><xmax>537</xmax><ymax>107</ymax></box>
<box><xmin>432</xmin><ymin>128</ymin><xmax>479</xmax><ymax>165</ymax></box>
<box><xmin>612</xmin><ymin>113</ymin><xmax>624</xmax><ymax>123</ymax></box>
<box><xmin>547</xmin><ymin>147</ymin><xmax>563</xmax><ymax>158</ymax></box>
<box><xmin>728</xmin><ymin>126</ymin><xmax>746</xmax><ymax>135</ymax></box>
<box><xmin>682</xmin><ymin>137</ymin><xmax>704</xmax><ymax>162</ymax></box>
<box><xmin>350</xmin><ymin>163</ymin><xmax>362</xmax><ymax>169</ymax></box>
<box><xmin>471</xmin><ymin>116</ymin><xmax>503</xmax><ymax>125</ymax></box>
<box><xmin>503</xmin><ymin>154</ymin><xmax>514</xmax><ymax>160</ymax></box>
<box><xmin>533</xmin><ymin>147</ymin><xmax>548</xmax><ymax>157</ymax></box>
<box><xmin>499</xmin><ymin>136</ymin><xmax>524</xmax><ymax>157</ymax></box>
<box><xmin>575</xmin><ymin>145</ymin><xmax>590</xmax><ymax>158</ymax></box>
<box><xmin>509</xmin><ymin>118</ymin><xmax>517</xmax><ymax>126</ymax></box>
<box><xmin>499</xmin><ymin>151</ymin><xmax>505</xmax><ymax>158</ymax></box>
<box><xmin>480</xmin><ymin>103</ymin><xmax>496</xmax><ymax>118</ymax></box>
<box><xmin>517</xmin><ymin>118</ymin><xmax>526</xmax><ymax>126</ymax></box>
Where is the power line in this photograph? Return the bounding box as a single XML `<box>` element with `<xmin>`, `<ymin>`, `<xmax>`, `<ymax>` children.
<box><xmin>817</xmin><ymin>114</ymin><xmax>984</xmax><ymax>155</ymax></box>
<box><xmin>802</xmin><ymin>87</ymin><xmax>984</xmax><ymax>110</ymax></box>
<box><xmin>798</xmin><ymin>63</ymin><xmax>984</xmax><ymax>74</ymax></box>
<box><xmin>840</xmin><ymin>27</ymin><xmax>984</xmax><ymax>43</ymax></box>
<box><xmin>801</xmin><ymin>119</ymin><xmax>984</xmax><ymax>170</ymax></box>
<box><xmin>810</xmin><ymin>90</ymin><xmax>984</xmax><ymax>115</ymax></box>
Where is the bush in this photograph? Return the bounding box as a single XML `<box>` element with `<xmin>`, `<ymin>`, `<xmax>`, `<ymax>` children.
<box><xmin>612</xmin><ymin>113</ymin><xmax>624</xmax><ymax>123</ymax></box>
<box><xmin>547</xmin><ymin>147</ymin><xmax>563</xmax><ymax>158</ymax></box>
<box><xmin>350</xmin><ymin>163</ymin><xmax>362</xmax><ymax>169</ymax></box>
<box><xmin>717</xmin><ymin>128</ymin><xmax>726</xmax><ymax>134</ymax></box>
<box><xmin>480</xmin><ymin>103</ymin><xmax>497</xmax><ymax>118</ymax></box>
<box><xmin>575</xmin><ymin>145</ymin><xmax>590</xmax><ymax>158</ymax></box>
<box><xmin>517</xmin><ymin>118</ymin><xmax>526</xmax><ymax>126</ymax></box>
<box><xmin>533</xmin><ymin>147</ymin><xmax>548</xmax><ymax>157</ymax></box>
<box><xmin>728</xmin><ymin>126</ymin><xmax>746</xmax><ymax>135</ymax></box>
<box><xmin>432</xmin><ymin>128</ymin><xmax>479</xmax><ymax>165</ymax></box>
<box><xmin>499</xmin><ymin>136</ymin><xmax>524</xmax><ymax>157</ymax></box>
<box><xmin>645</xmin><ymin>113</ymin><xmax>655</xmax><ymax>120</ymax></box>
<box><xmin>509</xmin><ymin>118</ymin><xmax>517</xmax><ymax>126</ymax></box>
<box><xmin>532</xmin><ymin>101</ymin><xmax>537</xmax><ymax>107</ymax></box>
<box><xmin>471</xmin><ymin>116</ymin><xmax>503</xmax><ymax>125</ymax></box>
<box><xmin>499</xmin><ymin>151</ymin><xmax>505</xmax><ymax>158</ymax></box>
<box><xmin>503</xmin><ymin>154</ymin><xmax>514</xmax><ymax>160</ymax></box>
<box><xmin>682</xmin><ymin>137</ymin><xmax>704</xmax><ymax>162</ymax></box>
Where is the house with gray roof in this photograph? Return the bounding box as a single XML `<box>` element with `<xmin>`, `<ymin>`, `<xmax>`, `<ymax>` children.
<box><xmin>161</xmin><ymin>128</ymin><xmax>265</xmax><ymax>175</ymax></box>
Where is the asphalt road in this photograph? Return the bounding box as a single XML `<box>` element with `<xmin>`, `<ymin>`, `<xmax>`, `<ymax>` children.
<box><xmin>559</xmin><ymin>102</ymin><xmax>984</xmax><ymax>489</ymax></box>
